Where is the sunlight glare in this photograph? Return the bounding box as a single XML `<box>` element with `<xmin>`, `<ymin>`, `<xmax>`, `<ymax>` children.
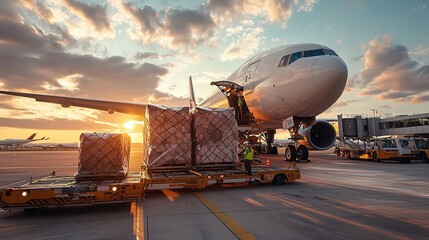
<box><xmin>124</xmin><ymin>120</ymin><xmax>135</xmax><ymax>130</ymax></box>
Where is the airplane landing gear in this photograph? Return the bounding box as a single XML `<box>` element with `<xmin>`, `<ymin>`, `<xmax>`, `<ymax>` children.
<box><xmin>285</xmin><ymin>144</ymin><xmax>309</xmax><ymax>161</ymax></box>
<box><xmin>284</xmin><ymin>118</ymin><xmax>311</xmax><ymax>162</ymax></box>
<box><xmin>260</xmin><ymin>130</ymin><xmax>278</xmax><ymax>154</ymax></box>
<box><xmin>297</xmin><ymin>145</ymin><xmax>309</xmax><ymax>161</ymax></box>
<box><xmin>285</xmin><ymin>145</ymin><xmax>296</xmax><ymax>161</ymax></box>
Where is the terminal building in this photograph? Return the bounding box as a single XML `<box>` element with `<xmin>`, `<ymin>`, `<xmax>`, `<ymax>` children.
<box><xmin>337</xmin><ymin>113</ymin><xmax>429</xmax><ymax>139</ymax></box>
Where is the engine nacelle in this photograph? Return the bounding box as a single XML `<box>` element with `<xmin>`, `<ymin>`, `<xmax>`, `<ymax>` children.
<box><xmin>297</xmin><ymin>120</ymin><xmax>336</xmax><ymax>150</ymax></box>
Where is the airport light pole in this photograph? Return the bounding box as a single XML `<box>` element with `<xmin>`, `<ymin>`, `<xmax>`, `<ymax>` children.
<box><xmin>370</xmin><ymin>109</ymin><xmax>377</xmax><ymax>137</ymax></box>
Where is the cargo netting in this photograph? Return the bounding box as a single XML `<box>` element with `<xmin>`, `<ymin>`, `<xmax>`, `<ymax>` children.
<box><xmin>76</xmin><ymin>132</ymin><xmax>130</xmax><ymax>180</ymax></box>
<box><xmin>142</xmin><ymin>105</ymin><xmax>192</xmax><ymax>169</ymax></box>
<box><xmin>195</xmin><ymin>107</ymin><xmax>239</xmax><ymax>166</ymax></box>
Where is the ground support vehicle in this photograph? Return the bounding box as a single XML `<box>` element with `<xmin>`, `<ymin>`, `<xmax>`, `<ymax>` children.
<box><xmin>412</xmin><ymin>149</ymin><xmax>429</xmax><ymax>162</ymax></box>
<box><xmin>0</xmin><ymin>164</ymin><xmax>300</xmax><ymax>210</ymax></box>
<box><xmin>412</xmin><ymin>138</ymin><xmax>429</xmax><ymax>163</ymax></box>
<box><xmin>338</xmin><ymin>138</ymin><xmax>415</xmax><ymax>163</ymax></box>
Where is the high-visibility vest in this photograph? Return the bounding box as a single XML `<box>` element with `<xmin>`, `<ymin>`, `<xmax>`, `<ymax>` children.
<box><xmin>243</xmin><ymin>147</ymin><xmax>254</xmax><ymax>161</ymax></box>
<box><xmin>238</xmin><ymin>96</ymin><xmax>244</xmax><ymax>108</ymax></box>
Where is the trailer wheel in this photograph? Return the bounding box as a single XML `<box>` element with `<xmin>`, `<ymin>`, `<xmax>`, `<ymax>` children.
<box><xmin>271</xmin><ymin>146</ymin><xmax>278</xmax><ymax>154</ymax></box>
<box><xmin>419</xmin><ymin>152</ymin><xmax>429</xmax><ymax>163</ymax></box>
<box><xmin>372</xmin><ymin>153</ymin><xmax>380</xmax><ymax>162</ymax></box>
<box><xmin>345</xmin><ymin>151</ymin><xmax>351</xmax><ymax>159</ymax></box>
<box><xmin>24</xmin><ymin>208</ymin><xmax>39</xmax><ymax>213</ymax></box>
<box><xmin>399</xmin><ymin>159</ymin><xmax>411</xmax><ymax>164</ymax></box>
<box><xmin>285</xmin><ymin>145</ymin><xmax>297</xmax><ymax>162</ymax></box>
<box><xmin>272</xmin><ymin>174</ymin><xmax>286</xmax><ymax>185</ymax></box>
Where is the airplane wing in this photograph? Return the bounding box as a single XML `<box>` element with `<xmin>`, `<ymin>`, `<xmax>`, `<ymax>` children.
<box><xmin>0</xmin><ymin>90</ymin><xmax>147</xmax><ymax>116</ymax></box>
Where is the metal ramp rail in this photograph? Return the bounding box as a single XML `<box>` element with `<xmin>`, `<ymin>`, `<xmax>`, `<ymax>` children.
<box><xmin>339</xmin><ymin>137</ymin><xmax>365</xmax><ymax>151</ymax></box>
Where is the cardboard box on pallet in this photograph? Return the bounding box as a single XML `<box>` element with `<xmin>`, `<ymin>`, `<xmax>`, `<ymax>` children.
<box><xmin>195</xmin><ymin>107</ymin><xmax>239</xmax><ymax>166</ymax></box>
<box><xmin>76</xmin><ymin>132</ymin><xmax>130</xmax><ymax>180</ymax></box>
<box><xmin>142</xmin><ymin>105</ymin><xmax>192</xmax><ymax>170</ymax></box>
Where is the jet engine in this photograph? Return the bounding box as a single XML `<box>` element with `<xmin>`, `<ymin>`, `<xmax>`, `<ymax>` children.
<box><xmin>297</xmin><ymin>120</ymin><xmax>336</xmax><ymax>150</ymax></box>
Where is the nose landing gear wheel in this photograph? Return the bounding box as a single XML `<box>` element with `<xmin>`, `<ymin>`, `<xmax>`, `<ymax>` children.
<box><xmin>297</xmin><ymin>145</ymin><xmax>309</xmax><ymax>161</ymax></box>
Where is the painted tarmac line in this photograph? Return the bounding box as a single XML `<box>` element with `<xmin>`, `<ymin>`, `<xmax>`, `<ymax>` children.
<box><xmin>193</xmin><ymin>192</ymin><xmax>256</xmax><ymax>240</ymax></box>
<box><xmin>131</xmin><ymin>200</ymin><xmax>145</xmax><ymax>240</ymax></box>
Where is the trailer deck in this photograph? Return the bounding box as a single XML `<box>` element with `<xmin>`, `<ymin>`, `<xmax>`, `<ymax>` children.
<box><xmin>0</xmin><ymin>164</ymin><xmax>300</xmax><ymax>210</ymax></box>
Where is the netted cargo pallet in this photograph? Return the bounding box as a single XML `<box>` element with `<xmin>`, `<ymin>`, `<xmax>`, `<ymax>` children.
<box><xmin>76</xmin><ymin>132</ymin><xmax>130</xmax><ymax>180</ymax></box>
<box><xmin>195</xmin><ymin>107</ymin><xmax>239</xmax><ymax>167</ymax></box>
<box><xmin>142</xmin><ymin>105</ymin><xmax>192</xmax><ymax>171</ymax></box>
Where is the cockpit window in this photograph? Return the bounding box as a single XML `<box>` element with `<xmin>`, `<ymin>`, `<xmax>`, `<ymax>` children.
<box><xmin>303</xmin><ymin>49</ymin><xmax>325</xmax><ymax>58</ymax></box>
<box><xmin>278</xmin><ymin>54</ymin><xmax>290</xmax><ymax>67</ymax></box>
<box><xmin>323</xmin><ymin>49</ymin><xmax>338</xmax><ymax>56</ymax></box>
<box><xmin>289</xmin><ymin>52</ymin><xmax>302</xmax><ymax>65</ymax></box>
<box><xmin>278</xmin><ymin>48</ymin><xmax>340</xmax><ymax>67</ymax></box>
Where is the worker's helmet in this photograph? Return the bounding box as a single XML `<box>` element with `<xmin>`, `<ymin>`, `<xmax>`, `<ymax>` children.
<box><xmin>243</xmin><ymin>141</ymin><xmax>249</xmax><ymax>145</ymax></box>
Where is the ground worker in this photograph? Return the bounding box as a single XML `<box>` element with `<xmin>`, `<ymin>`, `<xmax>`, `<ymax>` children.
<box><xmin>242</xmin><ymin>141</ymin><xmax>254</xmax><ymax>175</ymax></box>
<box><xmin>334</xmin><ymin>145</ymin><xmax>340</xmax><ymax>159</ymax></box>
<box><xmin>237</xmin><ymin>94</ymin><xmax>244</xmax><ymax>123</ymax></box>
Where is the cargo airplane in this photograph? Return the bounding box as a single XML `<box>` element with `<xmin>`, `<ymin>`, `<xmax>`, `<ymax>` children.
<box><xmin>0</xmin><ymin>133</ymin><xmax>48</xmax><ymax>146</ymax></box>
<box><xmin>0</xmin><ymin>43</ymin><xmax>347</xmax><ymax>161</ymax></box>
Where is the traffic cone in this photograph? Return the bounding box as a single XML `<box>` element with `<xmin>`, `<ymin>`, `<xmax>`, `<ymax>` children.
<box><xmin>266</xmin><ymin>159</ymin><xmax>271</xmax><ymax>167</ymax></box>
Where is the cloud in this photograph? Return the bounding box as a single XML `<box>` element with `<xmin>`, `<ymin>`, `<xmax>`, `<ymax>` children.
<box><xmin>0</xmin><ymin>2</ymin><xmax>189</xmax><ymax>134</ymax></box>
<box><xmin>297</xmin><ymin>0</ymin><xmax>318</xmax><ymax>12</ymax></box>
<box><xmin>135</xmin><ymin>52</ymin><xmax>160</xmax><ymax>60</ymax></box>
<box><xmin>122</xmin><ymin>3</ymin><xmax>216</xmax><ymax>50</ymax></box>
<box><xmin>63</xmin><ymin>0</ymin><xmax>112</xmax><ymax>35</ymax></box>
<box><xmin>355</xmin><ymin>35</ymin><xmax>429</xmax><ymax>102</ymax></box>
<box><xmin>324</xmin><ymin>99</ymin><xmax>359</xmax><ymax>114</ymax></box>
<box><xmin>0</xmin><ymin>117</ymin><xmax>115</xmax><ymax>130</ymax></box>
<box><xmin>221</xmin><ymin>27</ymin><xmax>264</xmax><ymax>61</ymax></box>
<box><xmin>207</xmin><ymin>0</ymin><xmax>317</xmax><ymax>27</ymax></box>
<box><xmin>0</xmin><ymin>5</ymin><xmax>174</xmax><ymax>100</ymax></box>
<box><xmin>378</xmin><ymin>104</ymin><xmax>391</xmax><ymax>109</ymax></box>
<box><xmin>0</xmin><ymin>13</ymin><xmax>62</xmax><ymax>53</ymax></box>
<box><xmin>332</xmin><ymin>99</ymin><xmax>360</xmax><ymax>108</ymax></box>
<box><xmin>165</xmin><ymin>9</ymin><xmax>216</xmax><ymax>48</ymax></box>
<box><xmin>122</xmin><ymin>3</ymin><xmax>160</xmax><ymax>42</ymax></box>
<box><xmin>345</xmin><ymin>74</ymin><xmax>358</xmax><ymax>92</ymax></box>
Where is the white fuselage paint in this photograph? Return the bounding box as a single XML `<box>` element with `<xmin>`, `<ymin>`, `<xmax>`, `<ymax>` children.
<box><xmin>0</xmin><ymin>139</ymin><xmax>33</xmax><ymax>146</ymax></box>
<box><xmin>199</xmin><ymin>43</ymin><xmax>348</xmax><ymax>130</ymax></box>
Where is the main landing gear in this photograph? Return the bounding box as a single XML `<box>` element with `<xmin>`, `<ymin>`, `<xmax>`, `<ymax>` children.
<box><xmin>260</xmin><ymin>130</ymin><xmax>278</xmax><ymax>154</ymax></box>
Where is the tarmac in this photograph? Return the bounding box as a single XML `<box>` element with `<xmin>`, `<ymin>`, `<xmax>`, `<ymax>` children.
<box><xmin>1</xmin><ymin>148</ymin><xmax>429</xmax><ymax>239</ymax></box>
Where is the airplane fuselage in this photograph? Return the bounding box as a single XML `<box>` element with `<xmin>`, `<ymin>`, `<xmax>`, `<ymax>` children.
<box><xmin>0</xmin><ymin>139</ymin><xmax>33</xmax><ymax>146</ymax></box>
<box><xmin>0</xmin><ymin>133</ymin><xmax>45</xmax><ymax>146</ymax></box>
<box><xmin>199</xmin><ymin>43</ymin><xmax>348</xmax><ymax>130</ymax></box>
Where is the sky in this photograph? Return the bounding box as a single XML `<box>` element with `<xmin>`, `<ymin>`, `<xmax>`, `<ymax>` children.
<box><xmin>0</xmin><ymin>0</ymin><xmax>428</xmax><ymax>143</ymax></box>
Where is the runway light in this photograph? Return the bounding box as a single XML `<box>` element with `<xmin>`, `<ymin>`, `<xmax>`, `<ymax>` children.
<box><xmin>112</xmin><ymin>186</ymin><xmax>118</xmax><ymax>192</ymax></box>
<box><xmin>21</xmin><ymin>191</ymin><xmax>28</xmax><ymax>197</ymax></box>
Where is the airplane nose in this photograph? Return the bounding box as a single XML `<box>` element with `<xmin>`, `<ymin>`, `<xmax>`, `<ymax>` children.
<box><xmin>311</xmin><ymin>57</ymin><xmax>348</xmax><ymax>92</ymax></box>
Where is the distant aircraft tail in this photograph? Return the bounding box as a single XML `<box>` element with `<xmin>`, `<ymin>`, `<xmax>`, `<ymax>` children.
<box><xmin>27</xmin><ymin>133</ymin><xmax>37</xmax><ymax>140</ymax></box>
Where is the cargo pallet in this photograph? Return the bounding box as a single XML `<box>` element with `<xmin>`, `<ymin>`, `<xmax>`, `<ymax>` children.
<box><xmin>0</xmin><ymin>164</ymin><xmax>300</xmax><ymax>210</ymax></box>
